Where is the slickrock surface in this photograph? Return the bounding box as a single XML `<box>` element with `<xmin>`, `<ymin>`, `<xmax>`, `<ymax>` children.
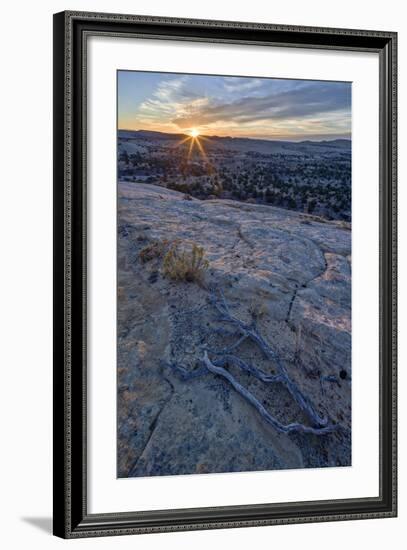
<box><xmin>117</xmin><ymin>182</ymin><xmax>351</xmax><ymax>477</ymax></box>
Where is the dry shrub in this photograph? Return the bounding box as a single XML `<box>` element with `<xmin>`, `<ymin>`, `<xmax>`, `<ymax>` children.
<box><xmin>162</xmin><ymin>241</ymin><xmax>209</xmax><ymax>283</ymax></box>
<box><xmin>248</xmin><ymin>299</ymin><xmax>268</xmax><ymax>320</ymax></box>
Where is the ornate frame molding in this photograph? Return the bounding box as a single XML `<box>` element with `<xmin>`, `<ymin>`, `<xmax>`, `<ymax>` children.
<box><xmin>53</xmin><ymin>11</ymin><xmax>397</xmax><ymax>538</ymax></box>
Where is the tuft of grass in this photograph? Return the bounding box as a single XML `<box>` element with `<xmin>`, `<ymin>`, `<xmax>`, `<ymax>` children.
<box><xmin>248</xmin><ymin>299</ymin><xmax>268</xmax><ymax>320</ymax></box>
<box><xmin>162</xmin><ymin>241</ymin><xmax>209</xmax><ymax>283</ymax></box>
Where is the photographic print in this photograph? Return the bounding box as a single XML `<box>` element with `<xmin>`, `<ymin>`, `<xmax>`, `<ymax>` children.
<box><xmin>117</xmin><ymin>70</ymin><xmax>352</xmax><ymax>478</ymax></box>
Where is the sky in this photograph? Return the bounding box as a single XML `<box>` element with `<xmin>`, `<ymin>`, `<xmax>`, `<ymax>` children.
<box><xmin>118</xmin><ymin>71</ymin><xmax>351</xmax><ymax>141</ymax></box>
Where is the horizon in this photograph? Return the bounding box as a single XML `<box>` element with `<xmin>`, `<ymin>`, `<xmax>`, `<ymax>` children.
<box><xmin>118</xmin><ymin>127</ymin><xmax>352</xmax><ymax>144</ymax></box>
<box><xmin>118</xmin><ymin>71</ymin><xmax>351</xmax><ymax>141</ymax></box>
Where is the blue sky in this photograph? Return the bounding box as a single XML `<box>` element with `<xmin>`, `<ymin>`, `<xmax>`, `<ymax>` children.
<box><xmin>118</xmin><ymin>71</ymin><xmax>351</xmax><ymax>141</ymax></box>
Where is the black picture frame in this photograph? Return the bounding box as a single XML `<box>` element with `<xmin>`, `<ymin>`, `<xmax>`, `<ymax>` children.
<box><xmin>53</xmin><ymin>10</ymin><xmax>397</xmax><ymax>538</ymax></box>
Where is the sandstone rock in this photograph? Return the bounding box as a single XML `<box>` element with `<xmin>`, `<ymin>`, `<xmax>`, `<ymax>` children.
<box><xmin>117</xmin><ymin>183</ymin><xmax>351</xmax><ymax>477</ymax></box>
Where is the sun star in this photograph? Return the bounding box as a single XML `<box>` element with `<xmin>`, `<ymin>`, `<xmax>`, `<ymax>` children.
<box><xmin>190</xmin><ymin>128</ymin><xmax>200</xmax><ymax>138</ymax></box>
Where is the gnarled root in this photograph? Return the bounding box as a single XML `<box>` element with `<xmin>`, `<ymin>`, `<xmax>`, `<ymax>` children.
<box><xmin>208</xmin><ymin>287</ymin><xmax>329</xmax><ymax>428</ymax></box>
<box><xmin>166</xmin><ymin>286</ymin><xmax>339</xmax><ymax>435</ymax></box>
<box><xmin>202</xmin><ymin>352</ymin><xmax>338</xmax><ymax>435</ymax></box>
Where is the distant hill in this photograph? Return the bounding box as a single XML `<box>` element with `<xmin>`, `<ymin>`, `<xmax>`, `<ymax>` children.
<box><xmin>299</xmin><ymin>139</ymin><xmax>351</xmax><ymax>149</ymax></box>
<box><xmin>118</xmin><ymin>129</ymin><xmax>351</xmax><ymax>155</ymax></box>
<box><xmin>119</xmin><ymin>129</ymin><xmax>183</xmax><ymax>141</ymax></box>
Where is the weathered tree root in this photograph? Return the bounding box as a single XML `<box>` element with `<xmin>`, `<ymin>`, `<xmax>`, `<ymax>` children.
<box><xmin>167</xmin><ymin>352</ymin><xmax>338</xmax><ymax>435</ymax></box>
<box><xmin>166</xmin><ymin>287</ymin><xmax>339</xmax><ymax>435</ymax></box>
<box><xmin>202</xmin><ymin>353</ymin><xmax>337</xmax><ymax>435</ymax></box>
<box><xmin>211</xmin><ymin>354</ymin><xmax>285</xmax><ymax>384</ymax></box>
<box><xmin>208</xmin><ymin>287</ymin><xmax>331</xmax><ymax>429</ymax></box>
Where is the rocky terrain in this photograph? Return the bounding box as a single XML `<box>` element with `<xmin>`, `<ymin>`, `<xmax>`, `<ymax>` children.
<box><xmin>117</xmin><ymin>182</ymin><xmax>351</xmax><ymax>478</ymax></box>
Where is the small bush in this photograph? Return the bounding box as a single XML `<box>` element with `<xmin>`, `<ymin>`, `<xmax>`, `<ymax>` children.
<box><xmin>162</xmin><ymin>241</ymin><xmax>209</xmax><ymax>283</ymax></box>
<box><xmin>248</xmin><ymin>299</ymin><xmax>268</xmax><ymax>320</ymax></box>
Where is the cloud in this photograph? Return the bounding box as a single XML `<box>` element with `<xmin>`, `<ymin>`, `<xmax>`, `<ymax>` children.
<box><xmin>153</xmin><ymin>77</ymin><xmax>188</xmax><ymax>100</ymax></box>
<box><xmin>222</xmin><ymin>77</ymin><xmax>264</xmax><ymax>92</ymax></box>
<box><xmin>133</xmin><ymin>75</ymin><xmax>351</xmax><ymax>137</ymax></box>
<box><xmin>171</xmin><ymin>83</ymin><xmax>350</xmax><ymax>129</ymax></box>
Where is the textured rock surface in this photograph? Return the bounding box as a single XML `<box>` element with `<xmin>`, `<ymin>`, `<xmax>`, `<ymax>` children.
<box><xmin>117</xmin><ymin>182</ymin><xmax>351</xmax><ymax>477</ymax></box>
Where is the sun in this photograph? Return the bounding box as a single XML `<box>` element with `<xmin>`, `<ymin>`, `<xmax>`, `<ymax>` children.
<box><xmin>190</xmin><ymin>128</ymin><xmax>200</xmax><ymax>138</ymax></box>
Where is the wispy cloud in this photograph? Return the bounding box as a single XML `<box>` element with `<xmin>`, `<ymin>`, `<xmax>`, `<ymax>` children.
<box><xmin>222</xmin><ymin>77</ymin><xmax>264</xmax><ymax>92</ymax></box>
<box><xmin>172</xmin><ymin>83</ymin><xmax>349</xmax><ymax>128</ymax></box>
<box><xmin>119</xmin><ymin>73</ymin><xmax>351</xmax><ymax>140</ymax></box>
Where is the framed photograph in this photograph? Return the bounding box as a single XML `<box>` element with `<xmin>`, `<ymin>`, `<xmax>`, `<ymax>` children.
<box><xmin>53</xmin><ymin>11</ymin><xmax>397</xmax><ymax>538</ymax></box>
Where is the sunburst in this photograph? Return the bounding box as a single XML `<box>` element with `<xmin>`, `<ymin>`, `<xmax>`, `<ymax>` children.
<box><xmin>172</xmin><ymin>128</ymin><xmax>213</xmax><ymax>170</ymax></box>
